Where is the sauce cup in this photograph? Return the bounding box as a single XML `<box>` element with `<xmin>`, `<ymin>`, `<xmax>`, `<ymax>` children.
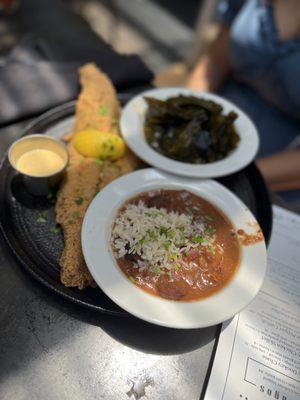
<box><xmin>8</xmin><ymin>134</ymin><xmax>69</xmax><ymax>196</ymax></box>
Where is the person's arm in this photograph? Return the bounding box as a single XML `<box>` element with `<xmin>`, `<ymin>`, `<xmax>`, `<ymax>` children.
<box><xmin>256</xmin><ymin>149</ymin><xmax>300</xmax><ymax>192</ymax></box>
<box><xmin>186</xmin><ymin>26</ymin><xmax>231</xmax><ymax>92</ymax></box>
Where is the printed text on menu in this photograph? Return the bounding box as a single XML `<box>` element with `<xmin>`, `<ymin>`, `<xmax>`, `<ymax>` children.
<box><xmin>205</xmin><ymin>206</ymin><xmax>300</xmax><ymax>400</ymax></box>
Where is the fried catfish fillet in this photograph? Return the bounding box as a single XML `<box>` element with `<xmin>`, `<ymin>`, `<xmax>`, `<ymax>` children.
<box><xmin>55</xmin><ymin>63</ymin><xmax>139</xmax><ymax>289</ymax></box>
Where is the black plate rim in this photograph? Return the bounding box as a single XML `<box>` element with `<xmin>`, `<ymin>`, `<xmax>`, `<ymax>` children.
<box><xmin>0</xmin><ymin>99</ymin><xmax>273</xmax><ymax>316</ymax></box>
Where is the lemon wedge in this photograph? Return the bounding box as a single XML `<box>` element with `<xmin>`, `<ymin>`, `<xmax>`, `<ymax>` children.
<box><xmin>73</xmin><ymin>129</ymin><xmax>126</xmax><ymax>160</ymax></box>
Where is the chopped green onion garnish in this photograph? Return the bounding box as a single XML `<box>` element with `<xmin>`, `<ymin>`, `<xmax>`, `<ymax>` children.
<box><xmin>139</xmin><ymin>236</ymin><xmax>146</xmax><ymax>245</ymax></box>
<box><xmin>75</xmin><ymin>196</ymin><xmax>84</xmax><ymax>205</ymax></box>
<box><xmin>159</xmin><ymin>226</ymin><xmax>169</xmax><ymax>235</ymax></box>
<box><xmin>94</xmin><ymin>159</ymin><xmax>104</xmax><ymax>167</ymax></box>
<box><xmin>50</xmin><ymin>226</ymin><xmax>60</xmax><ymax>234</ymax></box>
<box><xmin>163</xmin><ymin>242</ymin><xmax>170</xmax><ymax>250</ymax></box>
<box><xmin>153</xmin><ymin>266</ymin><xmax>161</xmax><ymax>275</ymax></box>
<box><xmin>192</xmin><ymin>235</ymin><xmax>204</xmax><ymax>244</ymax></box>
<box><xmin>167</xmin><ymin>230</ymin><xmax>175</xmax><ymax>239</ymax></box>
<box><xmin>97</xmin><ymin>105</ymin><xmax>109</xmax><ymax>116</ymax></box>
<box><xmin>204</xmin><ymin>226</ymin><xmax>216</xmax><ymax>236</ymax></box>
<box><xmin>37</xmin><ymin>211</ymin><xmax>48</xmax><ymax>223</ymax></box>
<box><xmin>173</xmin><ymin>263</ymin><xmax>180</xmax><ymax>272</ymax></box>
<box><xmin>147</xmin><ymin>230</ymin><xmax>157</xmax><ymax>240</ymax></box>
<box><xmin>37</xmin><ymin>216</ymin><xmax>47</xmax><ymax>223</ymax></box>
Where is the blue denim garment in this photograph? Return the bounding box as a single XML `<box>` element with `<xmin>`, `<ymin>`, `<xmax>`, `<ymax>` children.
<box><xmin>214</xmin><ymin>0</ymin><xmax>300</xmax><ymax>156</ymax></box>
<box><xmin>215</xmin><ymin>0</ymin><xmax>300</xmax><ymax>120</ymax></box>
<box><xmin>219</xmin><ymin>79</ymin><xmax>300</xmax><ymax>156</ymax></box>
<box><xmin>231</xmin><ymin>1</ymin><xmax>300</xmax><ymax>119</ymax></box>
<box><xmin>215</xmin><ymin>0</ymin><xmax>245</xmax><ymax>25</ymax></box>
<box><xmin>216</xmin><ymin>0</ymin><xmax>300</xmax><ymax>203</ymax></box>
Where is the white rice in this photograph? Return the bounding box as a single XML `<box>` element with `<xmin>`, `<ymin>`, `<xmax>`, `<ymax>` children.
<box><xmin>111</xmin><ymin>200</ymin><xmax>214</xmax><ymax>272</ymax></box>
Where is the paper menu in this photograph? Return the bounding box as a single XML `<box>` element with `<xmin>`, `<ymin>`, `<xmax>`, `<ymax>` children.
<box><xmin>204</xmin><ymin>206</ymin><xmax>300</xmax><ymax>400</ymax></box>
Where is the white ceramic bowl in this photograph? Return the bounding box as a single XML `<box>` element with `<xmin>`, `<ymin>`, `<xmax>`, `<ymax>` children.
<box><xmin>81</xmin><ymin>168</ymin><xmax>267</xmax><ymax>329</ymax></box>
<box><xmin>120</xmin><ymin>88</ymin><xmax>259</xmax><ymax>178</ymax></box>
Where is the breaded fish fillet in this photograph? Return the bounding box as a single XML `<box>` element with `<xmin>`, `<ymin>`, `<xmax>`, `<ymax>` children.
<box><xmin>56</xmin><ymin>154</ymin><xmax>99</xmax><ymax>289</ymax></box>
<box><xmin>56</xmin><ymin>63</ymin><xmax>139</xmax><ymax>289</ymax></box>
<box><xmin>74</xmin><ymin>63</ymin><xmax>120</xmax><ymax>135</ymax></box>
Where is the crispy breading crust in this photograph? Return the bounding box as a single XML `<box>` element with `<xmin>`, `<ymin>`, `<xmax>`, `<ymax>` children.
<box><xmin>74</xmin><ymin>64</ymin><xmax>120</xmax><ymax>135</ymax></box>
<box><xmin>56</xmin><ymin>63</ymin><xmax>140</xmax><ymax>289</ymax></box>
<box><xmin>56</xmin><ymin>149</ymin><xmax>99</xmax><ymax>289</ymax></box>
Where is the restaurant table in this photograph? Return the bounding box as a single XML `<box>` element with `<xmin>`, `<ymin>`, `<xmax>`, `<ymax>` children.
<box><xmin>0</xmin><ymin>118</ymin><xmax>219</xmax><ymax>400</ymax></box>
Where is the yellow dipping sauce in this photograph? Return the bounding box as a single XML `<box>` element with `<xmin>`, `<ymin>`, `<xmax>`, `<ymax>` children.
<box><xmin>16</xmin><ymin>149</ymin><xmax>65</xmax><ymax>177</ymax></box>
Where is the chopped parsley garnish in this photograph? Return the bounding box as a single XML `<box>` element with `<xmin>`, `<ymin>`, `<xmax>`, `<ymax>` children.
<box><xmin>167</xmin><ymin>229</ymin><xmax>175</xmax><ymax>239</ymax></box>
<box><xmin>153</xmin><ymin>266</ymin><xmax>161</xmax><ymax>275</ymax></box>
<box><xmin>50</xmin><ymin>226</ymin><xmax>60</xmax><ymax>234</ymax></box>
<box><xmin>37</xmin><ymin>211</ymin><xmax>48</xmax><ymax>223</ymax></box>
<box><xmin>147</xmin><ymin>230</ymin><xmax>158</xmax><ymax>240</ymax></box>
<box><xmin>192</xmin><ymin>235</ymin><xmax>204</xmax><ymax>244</ymax></box>
<box><xmin>71</xmin><ymin>211</ymin><xmax>80</xmax><ymax>218</ymax></box>
<box><xmin>37</xmin><ymin>217</ymin><xmax>47</xmax><ymax>223</ymax></box>
<box><xmin>173</xmin><ymin>263</ymin><xmax>180</xmax><ymax>272</ymax></box>
<box><xmin>75</xmin><ymin>196</ymin><xmax>84</xmax><ymax>205</ymax></box>
<box><xmin>205</xmin><ymin>226</ymin><xmax>216</xmax><ymax>235</ymax></box>
<box><xmin>163</xmin><ymin>242</ymin><xmax>170</xmax><ymax>250</ymax></box>
<box><xmin>97</xmin><ymin>105</ymin><xmax>109</xmax><ymax>116</ymax></box>
<box><xmin>94</xmin><ymin>159</ymin><xmax>104</xmax><ymax>167</ymax></box>
<box><xmin>159</xmin><ymin>226</ymin><xmax>170</xmax><ymax>236</ymax></box>
<box><xmin>139</xmin><ymin>236</ymin><xmax>146</xmax><ymax>245</ymax></box>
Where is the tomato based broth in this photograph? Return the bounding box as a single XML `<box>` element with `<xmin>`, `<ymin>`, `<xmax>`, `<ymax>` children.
<box><xmin>111</xmin><ymin>189</ymin><xmax>240</xmax><ymax>301</ymax></box>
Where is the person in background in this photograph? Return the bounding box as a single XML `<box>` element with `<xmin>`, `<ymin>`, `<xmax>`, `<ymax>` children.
<box><xmin>187</xmin><ymin>0</ymin><xmax>300</xmax><ymax>198</ymax></box>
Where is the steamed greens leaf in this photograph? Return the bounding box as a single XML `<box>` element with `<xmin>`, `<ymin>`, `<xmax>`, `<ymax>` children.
<box><xmin>144</xmin><ymin>95</ymin><xmax>239</xmax><ymax>164</ymax></box>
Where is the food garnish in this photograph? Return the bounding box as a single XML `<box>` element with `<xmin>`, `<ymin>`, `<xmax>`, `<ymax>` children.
<box><xmin>71</xmin><ymin>211</ymin><xmax>80</xmax><ymax>218</ymax></box>
<box><xmin>50</xmin><ymin>226</ymin><xmax>60</xmax><ymax>234</ymax></box>
<box><xmin>111</xmin><ymin>190</ymin><xmax>240</xmax><ymax>301</ymax></box>
<box><xmin>75</xmin><ymin>196</ymin><xmax>84</xmax><ymax>205</ymax></box>
<box><xmin>36</xmin><ymin>211</ymin><xmax>48</xmax><ymax>223</ymax></box>
<box><xmin>144</xmin><ymin>95</ymin><xmax>240</xmax><ymax>164</ymax></box>
<box><xmin>97</xmin><ymin>105</ymin><xmax>109</xmax><ymax>116</ymax></box>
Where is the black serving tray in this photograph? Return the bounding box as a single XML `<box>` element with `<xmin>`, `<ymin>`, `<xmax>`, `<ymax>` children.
<box><xmin>0</xmin><ymin>96</ymin><xmax>272</xmax><ymax>316</ymax></box>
